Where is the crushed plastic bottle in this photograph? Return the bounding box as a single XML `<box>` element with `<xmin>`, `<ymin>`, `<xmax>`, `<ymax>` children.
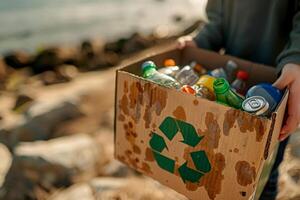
<box><xmin>142</xmin><ymin>61</ymin><xmax>181</xmax><ymax>89</ymax></box>
<box><xmin>175</xmin><ymin>65</ymin><xmax>200</xmax><ymax>86</ymax></box>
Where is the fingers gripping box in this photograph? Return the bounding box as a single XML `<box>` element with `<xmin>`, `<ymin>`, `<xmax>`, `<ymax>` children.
<box><xmin>114</xmin><ymin>44</ymin><xmax>288</xmax><ymax>200</ymax></box>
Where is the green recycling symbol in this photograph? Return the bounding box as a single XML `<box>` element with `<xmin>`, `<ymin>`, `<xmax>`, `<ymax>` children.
<box><xmin>149</xmin><ymin>116</ymin><xmax>211</xmax><ymax>183</ymax></box>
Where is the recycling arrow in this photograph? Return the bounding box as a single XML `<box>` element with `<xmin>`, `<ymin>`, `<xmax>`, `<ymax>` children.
<box><xmin>178</xmin><ymin>162</ymin><xmax>204</xmax><ymax>183</ymax></box>
<box><xmin>149</xmin><ymin>116</ymin><xmax>211</xmax><ymax>183</ymax></box>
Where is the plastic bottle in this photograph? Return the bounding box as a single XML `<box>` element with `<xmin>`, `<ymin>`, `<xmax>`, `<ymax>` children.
<box><xmin>231</xmin><ymin>70</ymin><xmax>249</xmax><ymax>95</ymax></box>
<box><xmin>246</xmin><ymin>83</ymin><xmax>283</xmax><ymax>112</ymax></box>
<box><xmin>157</xmin><ymin>59</ymin><xmax>180</xmax><ymax>78</ymax></box>
<box><xmin>213</xmin><ymin>78</ymin><xmax>244</xmax><ymax>109</ymax></box>
<box><xmin>190</xmin><ymin>61</ymin><xmax>207</xmax><ymax>76</ymax></box>
<box><xmin>209</xmin><ymin>68</ymin><xmax>227</xmax><ymax>80</ymax></box>
<box><xmin>193</xmin><ymin>85</ymin><xmax>215</xmax><ymax>101</ymax></box>
<box><xmin>194</xmin><ymin>75</ymin><xmax>216</xmax><ymax>94</ymax></box>
<box><xmin>142</xmin><ymin>61</ymin><xmax>181</xmax><ymax>89</ymax></box>
<box><xmin>224</xmin><ymin>60</ymin><xmax>239</xmax><ymax>83</ymax></box>
<box><xmin>193</xmin><ymin>75</ymin><xmax>216</xmax><ymax>100</ymax></box>
<box><xmin>175</xmin><ymin>65</ymin><xmax>200</xmax><ymax>86</ymax></box>
<box><xmin>209</xmin><ymin>60</ymin><xmax>239</xmax><ymax>82</ymax></box>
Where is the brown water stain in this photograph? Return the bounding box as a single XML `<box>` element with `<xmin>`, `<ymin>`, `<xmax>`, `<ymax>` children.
<box><xmin>186</xmin><ymin>182</ymin><xmax>198</xmax><ymax>191</ymax></box>
<box><xmin>223</xmin><ymin>109</ymin><xmax>239</xmax><ymax>136</ymax></box>
<box><xmin>240</xmin><ymin>191</ymin><xmax>247</xmax><ymax>197</ymax></box>
<box><xmin>118</xmin><ymin>114</ymin><xmax>125</xmax><ymax>122</ymax></box>
<box><xmin>223</xmin><ymin>109</ymin><xmax>267</xmax><ymax>142</ymax></box>
<box><xmin>124</xmin><ymin>80</ymin><xmax>128</xmax><ymax>93</ymax></box>
<box><xmin>234</xmin><ymin>148</ymin><xmax>239</xmax><ymax>153</ymax></box>
<box><xmin>145</xmin><ymin>147</ymin><xmax>154</xmax><ymax>162</ymax></box>
<box><xmin>182</xmin><ymin>131</ymin><xmax>225</xmax><ymax>200</ymax></box>
<box><xmin>143</xmin><ymin>83</ymin><xmax>168</xmax><ymax>128</ymax></box>
<box><xmin>204</xmin><ymin>112</ymin><xmax>221</xmax><ymax>149</ymax></box>
<box><xmin>173</xmin><ymin>106</ymin><xmax>186</xmax><ymax>121</ymax></box>
<box><xmin>119</xmin><ymin>95</ymin><xmax>129</xmax><ymax>116</ymax></box>
<box><xmin>193</xmin><ymin>99</ymin><xmax>199</xmax><ymax>106</ymax></box>
<box><xmin>152</xmin><ymin>123</ymin><xmax>157</xmax><ymax>129</ymax></box>
<box><xmin>141</xmin><ymin>162</ymin><xmax>153</xmax><ymax>175</ymax></box>
<box><xmin>117</xmin><ymin>155</ymin><xmax>126</xmax><ymax>163</ymax></box>
<box><xmin>235</xmin><ymin>161</ymin><xmax>256</xmax><ymax>186</ymax></box>
<box><xmin>133</xmin><ymin>145</ymin><xmax>141</xmax><ymax>154</ymax></box>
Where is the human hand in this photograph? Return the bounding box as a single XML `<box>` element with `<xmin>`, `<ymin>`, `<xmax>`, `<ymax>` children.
<box><xmin>273</xmin><ymin>63</ymin><xmax>300</xmax><ymax>141</ymax></box>
<box><xmin>177</xmin><ymin>35</ymin><xmax>197</xmax><ymax>49</ymax></box>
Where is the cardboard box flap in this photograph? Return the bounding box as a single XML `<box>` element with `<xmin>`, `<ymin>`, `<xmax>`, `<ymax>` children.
<box><xmin>263</xmin><ymin>90</ymin><xmax>289</xmax><ymax>159</ymax></box>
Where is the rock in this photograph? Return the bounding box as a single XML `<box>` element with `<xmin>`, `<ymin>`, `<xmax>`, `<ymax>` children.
<box><xmin>3</xmin><ymin>100</ymin><xmax>82</xmax><ymax>147</ymax></box>
<box><xmin>3</xmin><ymin>51</ymin><xmax>31</xmax><ymax>69</ymax></box>
<box><xmin>99</xmin><ymin>160</ymin><xmax>136</xmax><ymax>177</ymax></box>
<box><xmin>104</xmin><ymin>33</ymin><xmax>154</xmax><ymax>55</ymax></box>
<box><xmin>0</xmin><ymin>134</ymin><xmax>107</xmax><ymax>200</ymax></box>
<box><xmin>122</xmin><ymin>33</ymin><xmax>153</xmax><ymax>54</ymax></box>
<box><xmin>12</xmin><ymin>94</ymin><xmax>35</xmax><ymax>113</ymax></box>
<box><xmin>50</xmin><ymin>183</ymin><xmax>95</xmax><ymax>200</ymax></box>
<box><xmin>32</xmin><ymin>47</ymin><xmax>78</xmax><ymax>74</ymax></box>
<box><xmin>40</xmin><ymin>64</ymin><xmax>78</xmax><ymax>86</ymax></box>
<box><xmin>277</xmin><ymin>147</ymin><xmax>300</xmax><ymax>200</ymax></box>
<box><xmin>0</xmin><ymin>58</ymin><xmax>8</xmax><ymax>81</ymax></box>
<box><xmin>79</xmin><ymin>40</ymin><xmax>119</xmax><ymax>70</ymax></box>
<box><xmin>15</xmin><ymin>134</ymin><xmax>106</xmax><ymax>180</ymax></box>
<box><xmin>50</xmin><ymin>178</ymin><xmax>187</xmax><ymax>200</ymax></box>
<box><xmin>0</xmin><ymin>143</ymin><xmax>12</xmax><ymax>188</ymax></box>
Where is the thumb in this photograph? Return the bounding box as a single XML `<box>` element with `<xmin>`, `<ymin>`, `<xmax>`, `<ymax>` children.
<box><xmin>273</xmin><ymin>73</ymin><xmax>292</xmax><ymax>90</ymax></box>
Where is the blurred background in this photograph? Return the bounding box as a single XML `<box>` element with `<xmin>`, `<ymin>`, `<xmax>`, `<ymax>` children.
<box><xmin>0</xmin><ymin>0</ymin><xmax>299</xmax><ymax>200</ymax></box>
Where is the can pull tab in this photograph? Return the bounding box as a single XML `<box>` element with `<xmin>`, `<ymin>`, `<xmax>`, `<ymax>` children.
<box><xmin>249</xmin><ymin>99</ymin><xmax>261</xmax><ymax>109</ymax></box>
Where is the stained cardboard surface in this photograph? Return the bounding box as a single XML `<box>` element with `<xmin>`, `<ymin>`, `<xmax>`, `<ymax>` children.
<box><xmin>114</xmin><ymin>44</ymin><xmax>289</xmax><ymax>200</ymax></box>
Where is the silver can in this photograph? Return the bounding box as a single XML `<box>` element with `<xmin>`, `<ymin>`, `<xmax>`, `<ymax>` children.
<box><xmin>242</xmin><ymin>96</ymin><xmax>270</xmax><ymax>116</ymax></box>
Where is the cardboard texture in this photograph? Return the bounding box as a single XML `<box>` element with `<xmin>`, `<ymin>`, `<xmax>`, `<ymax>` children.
<box><xmin>114</xmin><ymin>44</ymin><xmax>288</xmax><ymax>200</ymax></box>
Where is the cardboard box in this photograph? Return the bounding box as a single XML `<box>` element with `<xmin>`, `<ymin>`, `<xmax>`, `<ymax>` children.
<box><xmin>114</xmin><ymin>43</ymin><xmax>289</xmax><ymax>200</ymax></box>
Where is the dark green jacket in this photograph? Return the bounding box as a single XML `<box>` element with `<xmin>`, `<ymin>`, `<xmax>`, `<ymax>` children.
<box><xmin>194</xmin><ymin>0</ymin><xmax>300</xmax><ymax>71</ymax></box>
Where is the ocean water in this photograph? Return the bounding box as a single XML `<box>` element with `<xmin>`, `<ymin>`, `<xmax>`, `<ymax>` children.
<box><xmin>0</xmin><ymin>0</ymin><xmax>207</xmax><ymax>54</ymax></box>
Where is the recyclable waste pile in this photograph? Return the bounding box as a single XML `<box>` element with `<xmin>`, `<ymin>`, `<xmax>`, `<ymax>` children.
<box><xmin>141</xmin><ymin>59</ymin><xmax>284</xmax><ymax>117</ymax></box>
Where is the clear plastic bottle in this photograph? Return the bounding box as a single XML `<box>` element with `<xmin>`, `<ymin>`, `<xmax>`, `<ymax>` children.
<box><xmin>224</xmin><ymin>60</ymin><xmax>239</xmax><ymax>83</ymax></box>
<box><xmin>193</xmin><ymin>75</ymin><xmax>216</xmax><ymax>100</ymax></box>
<box><xmin>175</xmin><ymin>65</ymin><xmax>200</xmax><ymax>86</ymax></box>
<box><xmin>142</xmin><ymin>61</ymin><xmax>181</xmax><ymax>89</ymax></box>
<box><xmin>190</xmin><ymin>61</ymin><xmax>207</xmax><ymax>76</ymax></box>
<box><xmin>157</xmin><ymin>59</ymin><xmax>180</xmax><ymax>78</ymax></box>
<box><xmin>209</xmin><ymin>60</ymin><xmax>239</xmax><ymax>82</ymax></box>
<box><xmin>231</xmin><ymin>70</ymin><xmax>249</xmax><ymax>95</ymax></box>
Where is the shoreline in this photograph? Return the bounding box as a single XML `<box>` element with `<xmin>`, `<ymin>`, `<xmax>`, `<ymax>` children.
<box><xmin>0</xmin><ymin>20</ymin><xmax>202</xmax><ymax>90</ymax></box>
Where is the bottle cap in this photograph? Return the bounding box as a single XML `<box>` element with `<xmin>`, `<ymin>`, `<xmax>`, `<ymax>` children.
<box><xmin>242</xmin><ymin>96</ymin><xmax>269</xmax><ymax>115</ymax></box>
<box><xmin>237</xmin><ymin>70</ymin><xmax>249</xmax><ymax>80</ymax></box>
<box><xmin>142</xmin><ymin>61</ymin><xmax>156</xmax><ymax>72</ymax></box>
<box><xmin>164</xmin><ymin>59</ymin><xmax>176</xmax><ymax>67</ymax></box>
<box><xmin>213</xmin><ymin>78</ymin><xmax>230</xmax><ymax>94</ymax></box>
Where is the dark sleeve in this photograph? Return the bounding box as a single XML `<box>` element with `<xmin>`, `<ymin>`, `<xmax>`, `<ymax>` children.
<box><xmin>276</xmin><ymin>11</ymin><xmax>300</xmax><ymax>72</ymax></box>
<box><xmin>193</xmin><ymin>0</ymin><xmax>224</xmax><ymax>51</ymax></box>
